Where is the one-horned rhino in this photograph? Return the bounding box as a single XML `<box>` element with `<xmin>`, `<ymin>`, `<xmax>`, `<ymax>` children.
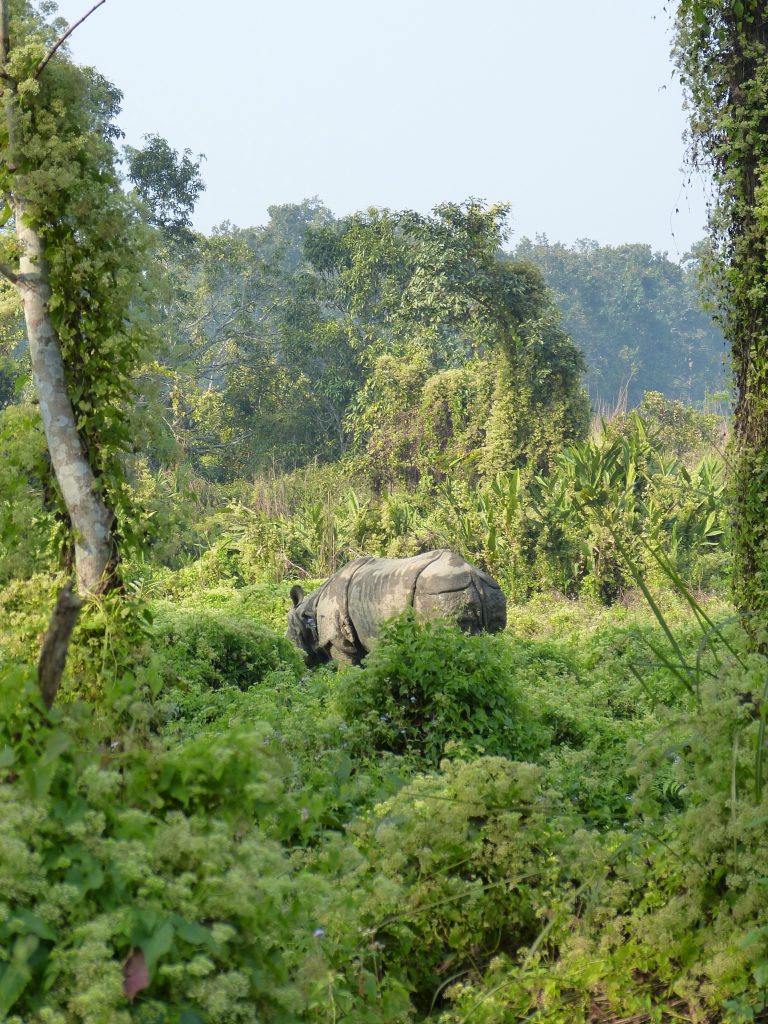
<box><xmin>287</xmin><ymin>549</ymin><xmax>507</xmax><ymax>666</ymax></box>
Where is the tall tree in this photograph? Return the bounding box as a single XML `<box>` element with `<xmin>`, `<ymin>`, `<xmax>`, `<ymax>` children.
<box><xmin>124</xmin><ymin>132</ymin><xmax>205</xmax><ymax>242</ymax></box>
<box><xmin>310</xmin><ymin>201</ymin><xmax>589</xmax><ymax>483</ymax></box>
<box><xmin>675</xmin><ymin>0</ymin><xmax>768</xmax><ymax>617</ymax></box>
<box><xmin>154</xmin><ymin>203</ymin><xmax>351</xmax><ymax>478</ymax></box>
<box><xmin>0</xmin><ymin>0</ymin><xmax>150</xmax><ymax>593</ymax></box>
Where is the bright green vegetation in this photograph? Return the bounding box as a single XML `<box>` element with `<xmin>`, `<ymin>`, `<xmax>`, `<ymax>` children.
<box><xmin>0</xmin><ymin>377</ymin><xmax>727</xmax><ymax>601</ymax></box>
<box><xmin>1</xmin><ymin>568</ymin><xmax>764</xmax><ymax>1022</ymax></box>
<box><xmin>3</xmin><ymin>396</ymin><xmax>766</xmax><ymax>1022</ymax></box>
<box><xmin>3</xmin><ymin>2</ymin><xmax>767</xmax><ymax>1020</ymax></box>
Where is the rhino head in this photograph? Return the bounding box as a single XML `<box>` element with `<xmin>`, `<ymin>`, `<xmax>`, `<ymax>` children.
<box><xmin>287</xmin><ymin>585</ymin><xmax>330</xmax><ymax>668</ymax></box>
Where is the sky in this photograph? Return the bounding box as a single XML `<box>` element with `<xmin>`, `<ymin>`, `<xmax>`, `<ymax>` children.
<box><xmin>54</xmin><ymin>0</ymin><xmax>710</xmax><ymax>259</ymax></box>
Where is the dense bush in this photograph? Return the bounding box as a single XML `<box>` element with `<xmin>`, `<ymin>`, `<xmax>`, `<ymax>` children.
<box><xmin>152</xmin><ymin>604</ymin><xmax>303</xmax><ymax>689</ymax></box>
<box><xmin>349</xmin><ymin>757</ymin><xmax>592</xmax><ymax>1016</ymax></box>
<box><xmin>333</xmin><ymin>614</ymin><xmax>550</xmax><ymax>766</ymax></box>
<box><xmin>122</xmin><ymin>403</ymin><xmax>728</xmax><ymax>611</ymax></box>
<box><xmin>1</xmin><ymin>562</ymin><xmax>764</xmax><ymax>1022</ymax></box>
<box><xmin>0</xmin><ymin>406</ymin><xmax>61</xmax><ymax>585</ymax></box>
<box><xmin>623</xmin><ymin>390</ymin><xmax>725</xmax><ymax>458</ymax></box>
<box><xmin>1</xmin><ymin>357</ymin><xmax>759</xmax><ymax>1023</ymax></box>
<box><xmin>0</xmin><ymin>664</ymin><xmax>416</xmax><ymax>1023</ymax></box>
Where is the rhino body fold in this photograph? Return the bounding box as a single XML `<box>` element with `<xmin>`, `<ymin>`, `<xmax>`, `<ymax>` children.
<box><xmin>287</xmin><ymin>549</ymin><xmax>507</xmax><ymax>666</ymax></box>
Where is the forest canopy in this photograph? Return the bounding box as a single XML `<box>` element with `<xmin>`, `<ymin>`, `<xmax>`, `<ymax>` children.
<box><xmin>0</xmin><ymin>193</ymin><xmax>722</xmax><ymax>484</ymax></box>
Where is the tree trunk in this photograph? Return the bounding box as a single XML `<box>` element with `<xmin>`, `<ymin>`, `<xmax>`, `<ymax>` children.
<box><xmin>15</xmin><ymin>207</ymin><xmax>115</xmax><ymax>593</ymax></box>
<box><xmin>0</xmin><ymin>0</ymin><xmax>116</xmax><ymax>595</ymax></box>
<box><xmin>38</xmin><ymin>582</ymin><xmax>83</xmax><ymax>708</ymax></box>
<box><xmin>675</xmin><ymin>3</ymin><xmax>768</xmax><ymax>623</ymax></box>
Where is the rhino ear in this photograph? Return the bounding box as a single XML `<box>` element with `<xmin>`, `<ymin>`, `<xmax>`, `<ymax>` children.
<box><xmin>290</xmin><ymin>585</ymin><xmax>305</xmax><ymax>607</ymax></box>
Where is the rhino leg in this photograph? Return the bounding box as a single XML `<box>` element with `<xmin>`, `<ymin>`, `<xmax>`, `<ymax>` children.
<box><xmin>328</xmin><ymin>642</ymin><xmax>363</xmax><ymax>666</ymax></box>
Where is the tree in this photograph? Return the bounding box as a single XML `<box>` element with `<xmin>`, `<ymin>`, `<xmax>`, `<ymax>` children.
<box><xmin>675</xmin><ymin>0</ymin><xmax>768</xmax><ymax>617</ymax></box>
<box><xmin>153</xmin><ymin>200</ymin><xmax>589</xmax><ymax>483</ymax></box>
<box><xmin>0</xmin><ymin>0</ymin><xmax>151</xmax><ymax>593</ymax></box>
<box><xmin>125</xmin><ymin>132</ymin><xmax>205</xmax><ymax>241</ymax></box>
<box><xmin>309</xmin><ymin>201</ymin><xmax>589</xmax><ymax>482</ymax></box>
<box><xmin>154</xmin><ymin>203</ymin><xmax>354</xmax><ymax>478</ymax></box>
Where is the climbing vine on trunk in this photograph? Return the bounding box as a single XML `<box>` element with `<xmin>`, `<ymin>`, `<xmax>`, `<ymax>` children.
<box><xmin>675</xmin><ymin>0</ymin><xmax>768</xmax><ymax>621</ymax></box>
<box><xmin>0</xmin><ymin>0</ymin><xmax>152</xmax><ymax>593</ymax></box>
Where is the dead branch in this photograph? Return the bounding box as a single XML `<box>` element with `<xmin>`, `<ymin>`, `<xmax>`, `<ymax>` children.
<box><xmin>38</xmin><ymin>582</ymin><xmax>83</xmax><ymax>709</ymax></box>
<box><xmin>34</xmin><ymin>0</ymin><xmax>107</xmax><ymax>79</ymax></box>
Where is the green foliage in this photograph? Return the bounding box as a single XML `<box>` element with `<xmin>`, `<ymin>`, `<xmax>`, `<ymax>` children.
<box><xmin>0</xmin><ymin>3</ymin><xmax>161</xmax><ymax>570</ymax></box>
<box><xmin>630</xmin><ymin>390</ymin><xmax>725</xmax><ymax>457</ymax></box>
<box><xmin>547</xmin><ymin>643</ymin><xmax>768</xmax><ymax>1023</ymax></box>
<box><xmin>335</xmin><ymin>202</ymin><xmax>589</xmax><ymax>484</ymax></box>
<box><xmin>152</xmin><ymin>603</ymin><xmax>303</xmax><ymax>690</ymax></box>
<box><xmin>675</xmin><ymin>0</ymin><xmax>768</xmax><ymax>618</ymax></box>
<box><xmin>0</xmin><ymin>573</ymin><xmax>59</xmax><ymax>665</ymax></box>
<box><xmin>523</xmin><ymin>411</ymin><xmax>727</xmax><ymax>600</ymax></box>
<box><xmin>514</xmin><ymin>236</ymin><xmax>728</xmax><ymax>406</ymax></box>
<box><xmin>153</xmin><ymin>200</ymin><xmax>589</xmax><ymax>484</ymax></box>
<box><xmin>0</xmin><ymin>279</ymin><xmax>25</xmax><ymax>408</ymax></box>
<box><xmin>334</xmin><ymin>614</ymin><xmax>549</xmax><ymax>766</ymax></box>
<box><xmin>349</xmin><ymin>757</ymin><xmax>588</xmax><ymax>1015</ymax></box>
<box><xmin>0</xmin><ymin>550</ymin><xmax>759</xmax><ymax>1023</ymax></box>
<box><xmin>151</xmin><ymin>202</ymin><xmax>360</xmax><ymax>480</ymax></box>
<box><xmin>120</xmin><ymin>402</ymin><xmax>729</xmax><ymax>609</ymax></box>
<box><xmin>124</xmin><ymin>133</ymin><xmax>205</xmax><ymax>240</ymax></box>
<box><xmin>0</xmin><ymin>404</ymin><xmax>60</xmax><ymax>582</ymax></box>
<box><xmin>0</xmin><ymin>663</ymin><xmax>415</xmax><ymax>1022</ymax></box>
<box><xmin>0</xmin><ymin>28</ymin><xmax>751</xmax><ymax>1016</ymax></box>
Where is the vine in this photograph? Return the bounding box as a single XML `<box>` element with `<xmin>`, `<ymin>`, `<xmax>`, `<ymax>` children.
<box><xmin>0</xmin><ymin>3</ymin><xmax>156</xmax><ymax>583</ymax></box>
<box><xmin>675</xmin><ymin>0</ymin><xmax>768</xmax><ymax>620</ymax></box>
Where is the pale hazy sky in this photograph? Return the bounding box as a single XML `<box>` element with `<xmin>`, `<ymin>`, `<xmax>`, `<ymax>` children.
<box><xmin>55</xmin><ymin>0</ymin><xmax>709</xmax><ymax>258</ymax></box>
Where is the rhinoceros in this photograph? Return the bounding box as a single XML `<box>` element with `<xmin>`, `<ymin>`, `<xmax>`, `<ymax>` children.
<box><xmin>287</xmin><ymin>549</ymin><xmax>506</xmax><ymax>666</ymax></box>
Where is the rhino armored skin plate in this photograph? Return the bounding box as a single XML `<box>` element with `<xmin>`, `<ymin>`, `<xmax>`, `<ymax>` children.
<box><xmin>287</xmin><ymin>549</ymin><xmax>507</xmax><ymax>666</ymax></box>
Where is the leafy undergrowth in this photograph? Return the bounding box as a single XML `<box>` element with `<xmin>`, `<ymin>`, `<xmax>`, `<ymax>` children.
<box><xmin>0</xmin><ymin>581</ymin><xmax>766</xmax><ymax>1023</ymax></box>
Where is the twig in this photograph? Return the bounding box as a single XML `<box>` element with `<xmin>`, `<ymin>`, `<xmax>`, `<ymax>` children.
<box><xmin>34</xmin><ymin>0</ymin><xmax>107</xmax><ymax>79</ymax></box>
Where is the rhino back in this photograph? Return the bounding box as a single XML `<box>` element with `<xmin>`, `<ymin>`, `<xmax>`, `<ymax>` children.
<box><xmin>413</xmin><ymin>550</ymin><xmax>507</xmax><ymax>634</ymax></box>
<box><xmin>346</xmin><ymin>551</ymin><xmax>445</xmax><ymax>650</ymax></box>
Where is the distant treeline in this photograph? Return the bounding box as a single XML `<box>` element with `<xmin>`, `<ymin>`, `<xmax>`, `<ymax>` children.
<box><xmin>0</xmin><ymin>198</ymin><xmax>728</xmax><ymax>482</ymax></box>
<box><xmin>513</xmin><ymin>236</ymin><xmax>727</xmax><ymax>407</ymax></box>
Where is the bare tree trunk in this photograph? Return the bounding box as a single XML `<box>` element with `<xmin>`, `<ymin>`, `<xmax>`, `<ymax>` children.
<box><xmin>14</xmin><ymin>212</ymin><xmax>115</xmax><ymax>593</ymax></box>
<box><xmin>38</xmin><ymin>582</ymin><xmax>83</xmax><ymax>708</ymax></box>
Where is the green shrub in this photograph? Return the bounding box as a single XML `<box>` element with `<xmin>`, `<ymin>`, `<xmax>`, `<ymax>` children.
<box><xmin>349</xmin><ymin>757</ymin><xmax>592</xmax><ymax>1016</ymax></box>
<box><xmin>153</xmin><ymin>668</ymin><xmax>410</xmax><ymax>840</ymax></box>
<box><xmin>0</xmin><ymin>664</ymin><xmax>415</xmax><ymax>1023</ymax></box>
<box><xmin>0</xmin><ymin>574</ymin><xmax>58</xmax><ymax>664</ymax></box>
<box><xmin>0</xmin><ymin>578</ymin><xmax>160</xmax><ymax>702</ymax></box>
<box><xmin>0</xmin><ymin>405</ymin><xmax>61</xmax><ymax>584</ymax></box>
<box><xmin>435</xmin><ymin>625</ymin><xmax>768</xmax><ymax>1024</ymax></box>
<box><xmin>152</xmin><ymin>604</ymin><xmax>303</xmax><ymax>690</ymax></box>
<box><xmin>628</xmin><ymin>390</ymin><xmax>725</xmax><ymax>459</ymax></box>
<box><xmin>333</xmin><ymin>614</ymin><xmax>549</xmax><ymax>765</ymax></box>
<box><xmin>569</xmin><ymin>644</ymin><xmax>768</xmax><ymax>1022</ymax></box>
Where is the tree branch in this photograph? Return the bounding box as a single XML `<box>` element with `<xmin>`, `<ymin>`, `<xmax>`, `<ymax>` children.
<box><xmin>0</xmin><ymin>259</ymin><xmax>19</xmax><ymax>284</ymax></box>
<box><xmin>34</xmin><ymin>0</ymin><xmax>107</xmax><ymax>79</ymax></box>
